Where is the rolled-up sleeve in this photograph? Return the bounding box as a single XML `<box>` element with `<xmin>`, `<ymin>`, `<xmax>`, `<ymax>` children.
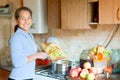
<box><xmin>10</xmin><ymin>35</ymin><xmax>27</xmax><ymax>68</ymax></box>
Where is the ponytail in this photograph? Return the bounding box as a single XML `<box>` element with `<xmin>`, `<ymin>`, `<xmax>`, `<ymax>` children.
<box><xmin>14</xmin><ymin>25</ymin><xmax>19</xmax><ymax>32</ymax></box>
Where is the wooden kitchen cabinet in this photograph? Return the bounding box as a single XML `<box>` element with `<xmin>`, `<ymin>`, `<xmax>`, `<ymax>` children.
<box><xmin>48</xmin><ymin>0</ymin><xmax>92</xmax><ymax>29</ymax></box>
<box><xmin>48</xmin><ymin>0</ymin><xmax>61</xmax><ymax>29</ymax></box>
<box><xmin>0</xmin><ymin>69</ymin><xmax>10</xmax><ymax>80</ymax></box>
<box><xmin>88</xmin><ymin>0</ymin><xmax>120</xmax><ymax>24</ymax></box>
<box><xmin>61</xmin><ymin>0</ymin><xmax>91</xmax><ymax>29</ymax></box>
<box><xmin>99</xmin><ymin>0</ymin><xmax>120</xmax><ymax>24</ymax></box>
<box><xmin>48</xmin><ymin>0</ymin><xmax>120</xmax><ymax>28</ymax></box>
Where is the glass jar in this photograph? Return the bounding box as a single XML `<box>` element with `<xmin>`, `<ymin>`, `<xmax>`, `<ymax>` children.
<box><xmin>80</xmin><ymin>50</ymin><xmax>94</xmax><ymax>69</ymax></box>
<box><xmin>111</xmin><ymin>49</ymin><xmax>120</xmax><ymax>68</ymax></box>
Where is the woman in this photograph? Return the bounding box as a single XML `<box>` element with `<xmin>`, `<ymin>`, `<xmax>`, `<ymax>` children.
<box><xmin>9</xmin><ymin>7</ymin><xmax>48</xmax><ymax>80</ymax></box>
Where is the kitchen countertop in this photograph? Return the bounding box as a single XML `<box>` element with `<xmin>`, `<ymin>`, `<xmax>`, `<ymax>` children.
<box><xmin>0</xmin><ymin>65</ymin><xmax>120</xmax><ymax>80</ymax></box>
<box><xmin>0</xmin><ymin>65</ymin><xmax>50</xmax><ymax>72</ymax></box>
<box><xmin>0</xmin><ymin>65</ymin><xmax>12</xmax><ymax>72</ymax></box>
<box><xmin>67</xmin><ymin>74</ymin><xmax>120</xmax><ymax>80</ymax></box>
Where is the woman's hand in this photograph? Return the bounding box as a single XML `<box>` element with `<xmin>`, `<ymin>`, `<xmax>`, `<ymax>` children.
<box><xmin>27</xmin><ymin>51</ymin><xmax>48</xmax><ymax>63</ymax></box>
<box><xmin>37</xmin><ymin>51</ymin><xmax>48</xmax><ymax>59</ymax></box>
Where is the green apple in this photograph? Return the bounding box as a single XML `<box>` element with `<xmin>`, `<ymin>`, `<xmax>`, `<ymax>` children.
<box><xmin>80</xmin><ymin>69</ymin><xmax>89</xmax><ymax>79</ymax></box>
<box><xmin>87</xmin><ymin>73</ymin><xmax>95</xmax><ymax>80</ymax></box>
<box><xmin>80</xmin><ymin>72</ymin><xmax>87</xmax><ymax>79</ymax></box>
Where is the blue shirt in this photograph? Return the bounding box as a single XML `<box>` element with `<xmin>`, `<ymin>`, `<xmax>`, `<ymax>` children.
<box><xmin>9</xmin><ymin>28</ymin><xmax>38</xmax><ymax>79</ymax></box>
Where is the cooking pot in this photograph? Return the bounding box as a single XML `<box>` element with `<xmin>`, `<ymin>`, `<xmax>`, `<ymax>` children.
<box><xmin>51</xmin><ymin>60</ymin><xmax>70</xmax><ymax>75</ymax></box>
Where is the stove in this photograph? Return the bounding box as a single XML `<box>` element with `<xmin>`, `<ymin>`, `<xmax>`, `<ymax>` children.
<box><xmin>35</xmin><ymin>69</ymin><xmax>68</xmax><ymax>80</ymax></box>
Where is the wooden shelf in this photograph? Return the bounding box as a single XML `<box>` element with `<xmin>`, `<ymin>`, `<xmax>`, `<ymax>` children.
<box><xmin>88</xmin><ymin>1</ymin><xmax>99</xmax><ymax>25</ymax></box>
<box><xmin>88</xmin><ymin>0</ymin><xmax>98</xmax><ymax>2</ymax></box>
<box><xmin>89</xmin><ymin>22</ymin><xmax>98</xmax><ymax>25</ymax></box>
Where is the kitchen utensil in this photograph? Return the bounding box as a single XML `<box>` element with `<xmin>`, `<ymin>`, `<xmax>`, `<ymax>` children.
<box><xmin>36</xmin><ymin>58</ymin><xmax>51</xmax><ymax>66</ymax></box>
<box><xmin>40</xmin><ymin>43</ymin><xmax>68</xmax><ymax>60</ymax></box>
<box><xmin>51</xmin><ymin>60</ymin><xmax>70</xmax><ymax>75</ymax></box>
<box><xmin>105</xmin><ymin>71</ymin><xmax>111</xmax><ymax>79</ymax></box>
<box><xmin>80</xmin><ymin>50</ymin><xmax>94</xmax><ymax>69</ymax></box>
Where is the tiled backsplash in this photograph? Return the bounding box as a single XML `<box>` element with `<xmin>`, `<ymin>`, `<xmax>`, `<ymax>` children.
<box><xmin>35</xmin><ymin>24</ymin><xmax>120</xmax><ymax>61</ymax></box>
<box><xmin>0</xmin><ymin>18</ymin><xmax>11</xmax><ymax>66</ymax></box>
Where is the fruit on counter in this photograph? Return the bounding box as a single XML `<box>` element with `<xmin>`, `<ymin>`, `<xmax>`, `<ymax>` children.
<box><xmin>91</xmin><ymin>47</ymin><xmax>97</xmax><ymax>53</ymax></box>
<box><xmin>103</xmin><ymin>49</ymin><xmax>111</xmax><ymax>56</ymax></box>
<box><xmin>89</xmin><ymin>67</ymin><xmax>98</xmax><ymax>76</ymax></box>
<box><xmin>86</xmin><ymin>73</ymin><xmax>95</xmax><ymax>80</ymax></box>
<box><xmin>80</xmin><ymin>69</ymin><xmax>89</xmax><ymax>79</ymax></box>
<box><xmin>83</xmin><ymin>62</ymin><xmax>91</xmax><ymax>69</ymax></box>
<box><xmin>76</xmin><ymin>67</ymin><xmax>82</xmax><ymax>72</ymax></box>
<box><xmin>89</xmin><ymin>45</ymin><xmax>110</xmax><ymax>61</ymax></box>
<box><xmin>90</xmin><ymin>47</ymin><xmax>97</xmax><ymax>56</ymax></box>
<box><xmin>103</xmin><ymin>66</ymin><xmax>113</xmax><ymax>74</ymax></box>
<box><xmin>69</xmin><ymin>67</ymin><xmax>81</xmax><ymax>78</ymax></box>
<box><xmin>96</xmin><ymin>52</ymin><xmax>103</xmax><ymax>60</ymax></box>
<box><xmin>69</xmin><ymin>66</ymin><xmax>98</xmax><ymax>79</ymax></box>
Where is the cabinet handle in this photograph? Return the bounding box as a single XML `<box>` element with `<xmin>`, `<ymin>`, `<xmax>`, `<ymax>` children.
<box><xmin>116</xmin><ymin>8</ymin><xmax>120</xmax><ymax>20</ymax></box>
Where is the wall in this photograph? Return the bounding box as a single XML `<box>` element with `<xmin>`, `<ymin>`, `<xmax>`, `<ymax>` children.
<box><xmin>35</xmin><ymin>24</ymin><xmax>120</xmax><ymax>61</ymax></box>
<box><xmin>0</xmin><ymin>0</ymin><xmax>22</xmax><ymax>66</ymax></box>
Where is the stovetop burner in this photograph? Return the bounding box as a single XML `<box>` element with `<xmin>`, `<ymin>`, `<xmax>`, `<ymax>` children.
<box><xmin>36</xmin><ymin>69</ymin><xmax>68</xmax><ymax>80</ymax></box>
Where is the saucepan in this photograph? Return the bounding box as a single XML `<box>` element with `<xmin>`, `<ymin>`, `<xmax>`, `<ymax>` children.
<box><xmin>51</xmin><ymin>60</ymin><xmax>70</xmax><ymax>75</ymax></box>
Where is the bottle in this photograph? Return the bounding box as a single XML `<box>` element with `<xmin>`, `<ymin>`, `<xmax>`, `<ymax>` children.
<box><xmin>80</xmin><ymin>50</ymin><xmax>94</xmax><ymax>69</ymax></box>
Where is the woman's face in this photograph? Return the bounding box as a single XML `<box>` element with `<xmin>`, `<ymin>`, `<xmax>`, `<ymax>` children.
<box><xmin>16</xmin><ymin>10</ymin><xmax>32</xmax><ymax>33</ymax></box>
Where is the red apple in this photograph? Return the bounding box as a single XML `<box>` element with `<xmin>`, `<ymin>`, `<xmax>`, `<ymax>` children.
<box><xmin>76</xmin><ymin>67</ymin><xmax>81</xmax><ymax>72</ymax></box>
<box><xmin>69</xmin><ymin>68</ymin><xmax>79</xmax><ymax>78</ymax></box>
<box><xmin>80</xmin><ymin>69</ymin><xmax>89</xmax><ymax>79</ymax></box>
<box><xmin>87</xmin><ymin>73</ymin><xmax>95</xmax><ymax>80</ymax></box>
<box><xmin>89</xmin><ymin>67</ymin><xmax>98</xmax><ymax>76</ymax></box>
<box><xmin>83</xmin><ymin>62</ymin><xmax>91</xmax><ymax>69</ymax></box>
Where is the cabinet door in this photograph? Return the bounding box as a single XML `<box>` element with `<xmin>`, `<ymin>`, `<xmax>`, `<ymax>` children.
<box><xmin>99</xmin><ymin>0</ymin><xmax>120</xmax><ymax>24</ymax></box>
<box><xmin>48</xmin><ymin>0</ymin><xmax>61</xmax><ymax>29</ymax></box>
<box><xmin>61</xmin><ymin>0</ymin><xmax>90</xmax><ymax>29</ymax></box>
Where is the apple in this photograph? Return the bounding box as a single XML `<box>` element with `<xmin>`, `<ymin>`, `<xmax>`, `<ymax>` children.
<box><xmin>76</xmin><ymin>67</ymin><xmax>81</xmax><ymax>72</ymax></box>
<box><xmin>89</xmin><ymin>67</ymin><xmax>98</xmax><ymax>76</ymax></box>
<box><xmin>69</xmin><ymin>68</ymin><xmax>79</xmax><ymax>78</ymax></box>
<box><xmin>80</xmin><ymin>69</ymin><xmax>89</xmax><ymax>79</ymax></box>
<box><xmin>69</xmin><ymin>67</ymin><xmax>82</xmax><ymax>78</ymax></box>
<box><xmin>80</xmin><ymin>72</ymin><xmax>87</xmax><ymax>79</ymax></box>
<box><xmin>87</xmin><ymin>73</ymin><xmax>95</xmax><ymax>80</ymax></box>
<box><xmin>83</xmin><ymin>62</ymin><xmax>91</xmax><ymax>69</ymax></box>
